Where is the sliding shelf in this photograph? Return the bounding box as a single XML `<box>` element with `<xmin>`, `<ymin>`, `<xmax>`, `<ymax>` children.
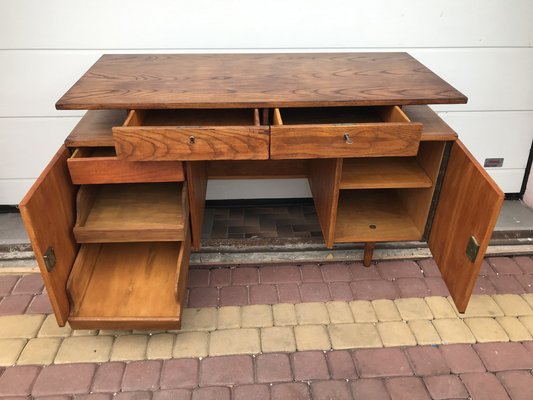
<box><xmin>74</xmin><ymin>182</ymin><xmax>188</xmax><ymax>243</ymax></box>
<box><xmin>340</xmin><ymin>157</ymin><xmax>432</xmax><ymax>189</ymax></box>
<box><xmin>67</xmin><ymin>240</ymin><xmax>190</xmax><ymax>330</ymax></box>
<box><xmin>334</xmin><ymin>190</ymin><xmax>422</xmax><ymax>243</ymax></box>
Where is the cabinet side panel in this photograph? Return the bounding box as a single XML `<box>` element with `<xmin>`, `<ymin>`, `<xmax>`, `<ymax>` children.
<box><xmin>186</xmin><ymin>161</ymin><xmax>207</xmax><ymax>250</ymax></box>
<box><xmin>19</xmin><ymin>145</ymin><xmax>78</xmax><ymax>325</ymax></box>
<box><xmin>428</xmin><ymin>140</ymin><xmax>503</xmax><ymax>312</ymax></box>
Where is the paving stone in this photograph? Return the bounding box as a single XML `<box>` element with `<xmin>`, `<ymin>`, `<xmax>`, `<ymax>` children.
<box><xmin>493</xmin><ymin>294</ymin><xmax>533</xmax><ymax>316</ymax></box>
<box><xmin>378</xmin><ymin>321</ymin><xmax>417</xmax><ymax>347</ymax></box>
<box><xmin>115</xmin><ymin>391</ymin><xmax>152</xmax><ymax>400</ymax></box>
<box><xmin>396</xmin><ymin>277</ymin><xmax>431</xmax><ymax>298</ymax></box>
<box><xmin>299</xmin><ymin>282</ymin><xmax>331</xmax><ymax>302</ymax></box>
<box><xmin>17</xmin><ymin>337</ymin><xmax>61</xmax><ymax>365</ymax></box>
<box><xmin>328</xmin><ymin>323</ymin><xmax>382</xmax><ymax>349</ymax></box>
<box><xmin>181</xmin><ymin>308</ymin><xmax>217</xmax><ymax>332</ymax></box>
<box><xmin>173</xmin><ymin>332</ymin><xmax>208</xmax><ymax>358</ymax></box>
<box><xmin>0</xmin><ymin>275</ymin><xmax>19</xmax><ymax>296</ymax></box>
<box><xmin>424</xmin><ymin>296</ymin><xmax>456</xmax><ymax>319</ymax></box>
<box><xmin>519</xmin><ymin>315</ymin><xmax>533</xmax><ymax>335</ymax></box>
<box><xmin>233</xmin><ymin>384</ymin><xmax>270</xmax><ymax>400</ymax></box>
<box><xmin>394</xmin><ymin>298</ymin><xmax>433</xmax><ymax>320</ymax></box>
<box><xmin>385</xmin><ymin>376</ymin><xmax>431</xmax><ymax>400</ymax></box>
<box><xmin>273</xmin><ymin>303</ymin><xmax>297</xmax><ymax>326</ymax></box>
<box><xmin>110</xmin><ymin>335</ymin><xmax>148</xmax><ymax>361</ymax></box>
<box><xmin>423</xmin><ymin>375</ymin><xmax>468</xmax><ymax>400</ymax></box>
<box><xmin>241</xmin><ymin>304</ymin><xmax>273</xmax><ymax>328</ymax></box>
<box><xmin>432</xmin><ymin>319</ymin><xmax>476</xmax><ymax>344</ymax></box>
<box><xmin>12</xmin><ymin>274</ymin><xmax>44</xmax><ymax>295</ymax></box>
<box><xmin>440</xmin><ymin>344</ymin><xmax>486</xmax><ymax>373</ymax></box>
<box><xmin>153</xmin><ymin>389</ymin><xmax>191</xmax><ymax>400</ymax></box>
<box><xmin>271</xmin><ymin>382</ymin><xmax>311</xmax><ymax>400</ymax></box>
<box><xmin>377</xmin><ymin>260</ymin><xmax>422</xmax><ymax>280</ymax></box>
<box><xmin>0</xmin><ymin>294</ymin><xmax>32</xmax><ymax>315</ymax></box>
<box><xmin>232</xmin><ymin>267</ymin><xmax>259</xmax><ymax>285</ymax></box>
<box><xmin>418</xmin><ymin>259</ymin><xmax>441</xmax><ymax>277</ymax></box>
<box><xmin>514</xmin><ymin>256</ymin><xmax>533</xmax><ymax>274</ymax></box>
<box><xmin>464</xmin><ymin>317</ymin><xmax>509</xmax><ymax>343</ymax></box>
<box><xmin>295</xmin><ymin>302</ymin><xmax>330</xmax><ymax>325</ymax></box>
<box><xmin>0</xmin><ymin>315</ymin><xmax>45</xmax><ymax>338</ymax></box>
<box><xmin>294</xmin><ymin>325</ymin><xmax>331</xmax><ymax>351</ymax></box>
<box><xmin>461</xmin><ymin>372</ymin><xmax>511</xmax><ymax>400</ymax></box>
<box><xmin>188</xmin><ymin>287</ymin><xmax>219</xmax><ymax>308</ymax></box>
<box><xmin>98</xmin><ymin>329</ymin><xmax>131</xmax><ymax>336</ymax></box>
<box><xmin>328</xmin><ymin>282</ymin><xmax>354</xmax><ymax>301</ymax></box>
<box><xmin>488</xmin><ymin>275</ymin><xmax>525</xmax><ymax>294</ymax></box>
<box><xmin>210</xmin><ymin>268</ymin><xmax>231</xmax><ymax>287</ymax></box>
<box><xmin>311</xmin><ymin>380</ymin><xmax>352</xmax><ymax>400</ymax></box>
<box><xmin>209</xmin><ymin>328</ymin><xmax>260</xmax><ymax>356</ymax></box>
<box><xmin>354</xmin><ymin>348</ymin><xmax>413</xmax><ymax>378</ymax></box>
<box><xmin>199</xmin><ymin>355</ymin><xmax>254</xmax><ymax>386</ymax></box>
<box><xmin>291</xmin><ymin>350</ymin><xmax>329</xmax><ymax>381</ymax></box>
<box><xmin>349</xmin><ymin>300</ymin><xmax>378</xmax><ymax>323</ymax></box>
<box><xmin>147</xmin><ymin>333</ymin><xmax>175</xmax><ymax>360</ymax></box>
<box><xmin>0</xmin><ymin>339</ymin><xmax>27</xmax><ymax>366</ymax></box>
<box><xmin>350</xmin><ymin>378</ymin><xmax>391</xmax><ymax>400</ymax></box>
<box><xmin>301</xmin><ymin>265</ymin><xmax>323</xmax><ymax>282</ymax></box>
<box><xmin>472</xmin><ymin>275</ymin><xmax>498</xmax><ymax>295</ymax></box>
<box><xmin>325</xmin><ymin>301</ymin><xmax>353</xmax><ymax>323</ymax></box>
<box><xmin>423</xmin><ymin>277</ymin><xmax>450</xmax><ymax>297</ymax></box>
<box><xmin>450</xmin><ymin>295</ymin><xmax>504</xmax><ymax>318</ymax></box>
<box><xmin>479</xmin><ymin>260</ymin><xmax>496</xmax><ymax>275</ymax></box>
<box><xmin>372</xmin><ymin>299</ymin><xmax>402</xmax><ymax>322</ymax></box>
<box><xmin>218</xmin><ymin>285</ymin><xmax>247</xmax><ymax>307</ymax></box>
<box><xmin>474</xmin><ymin>342</ymin><xmax>533</xmax><ymax>371</ymax></box>
<box><xmin>91</xmin><ymin>362</ymin><xmax>125</xmax><ymax>393</ymax></box>
<box><xmin>27</xmin><ymin>293</ymin><xmax>53</xmax><ymax>314</ymax></box>
<box><xmin>160</xmin><ymin>358</ymin><xmax>199</xmax><ymax>389</ymax></box>
<box><xmin>351</xmin><ymin>279</ymin><xmax>400</xmax><ymax>300</ymax></box>
<box><xmin>37</xmin><ymin>315</ymin><xmax>72</xmax><ymax>338</ymax></box>
<box><xmin>74</xmin><ymin>394</ymin><xmax>114</xmax><ymax>400</ymax></box>
<box><xmin>515</xmin><ymin>274</ymin><xmax>533</xmax><ymax>292</ymax></box>
<box><xmin>405</xmin><ymin>346</ymin><xmax>450</xmax><ymax>376</ymax></box>
<box><xmin>192</xmin><ymin>386</ymin><xmax>230</xmax><ymax>400</ymax></box>
<box><xmin>0</xmin><ymin>365</ymin><xmax>40</xmax><ymax>396</ymax></box>
<box><xmin>260</xmin><ymin>265</ymin><xmax>300</xmax><ymax>284</ymax></box>
<box><xmin>261</xmin><ymin>326</ymin><xmax>296</xmax><ymax>352</ymax></box>
<box><xmin>487</xmin><ymin>257</ymin><xmax>523</xmax><ymax>275</ymax></box>
<box><xmin>122</xmin><ymin>360</ymin><xmax>161</xmax><ymax>391</ymax></box>
<box><xmin>32</xmin><ymin>363</ymin><xmax>96</xmax><ymax>396</ymax></box>
<box><xmin>216</xmin><ymin>306</ymin><xmax>241</xmax><ymax>329</ymax></box>
<box><xmin>249</xmin><ymin>285</ymin><xmax>278</xmax><ymax>305</ymax></box>
<box><xmin>496</xmin><ymin>316</ymin><xmax>532</xmax><ymax>341</ymax></box>
<box><xmin>321</xmin><ymin>263</ymin><xmax>351</xmax><ymax>282</ymax></box>
<box><xmin>497</xmin><ymin>370</ymin><xmax>533</xmax><ymax>400</ymax></box>
<box><xmin>187</xmin><ymin>269</ymin><xmax>209</xmax><ymax>287</ymax></box>
<box><xmin>276</xmin><ymin>283</ymin><xmax>301</xmax><ymax>303</ymax></box>
<box><xmin>326</xmin><ymin>350</ymin><xmax>358</xmax><ymax>379</ymax></box>
<box><xmin>407</xmin><ymin>320</ymin><xmax>441</xmax><ymax>345</ymax></box>
<box><xmin>256</xmin><ymin>353</ymin><xmax>292</xmax><ymax>383</ymax></box>
<box><xmin>54</xmin><ymin>336</ymin><xmax>113</xmax><ymax>364</ymax></box>
<box><xmin>348</xmin><ymin>262</ymin><xmax>382</xmax><ymax>280</ymax></box>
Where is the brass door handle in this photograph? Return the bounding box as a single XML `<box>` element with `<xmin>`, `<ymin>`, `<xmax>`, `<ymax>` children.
<box><xmin>344</xmin><ymin>133</ymin><xmax>353</xmax><ymax>144</ymax></box>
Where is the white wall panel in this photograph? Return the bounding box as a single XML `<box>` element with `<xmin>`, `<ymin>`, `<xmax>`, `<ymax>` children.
<box><xmin>0</xmin><ymin>179</ymin><xmax>35</xmax><ymax>205</ymax></box>
<box><xmin>486</xmin><ymin>169</ymin><xmax>526</xmax><ymax>194</ymax></box>
<box><xmin>1</xmin><ymin>0</ymin><xmax>531</xmax><ymax>49</ymax></box>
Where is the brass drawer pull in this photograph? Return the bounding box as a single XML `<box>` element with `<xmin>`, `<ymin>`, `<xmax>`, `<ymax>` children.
<box><xmin>344</xmin><ymin>133</ymin><xmax>353</xmax><ymax>144</ymax></box>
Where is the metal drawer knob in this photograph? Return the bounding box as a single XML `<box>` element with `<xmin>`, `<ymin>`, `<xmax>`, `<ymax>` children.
<box><xmin>189</xmin><ymin>136</ymin><xmax>196</xmax><ymax>145</ymax></box>
<box><xmin>343</xmin><ymin>133</ymin><xmax>353</xmax><ymax>144</ymax></box>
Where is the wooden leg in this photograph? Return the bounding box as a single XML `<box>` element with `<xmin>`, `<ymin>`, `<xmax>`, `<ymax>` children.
<box><xmin>363</xmin><ymin>242</ymin><xmax>375</xmax><ymax>267</ymax></box>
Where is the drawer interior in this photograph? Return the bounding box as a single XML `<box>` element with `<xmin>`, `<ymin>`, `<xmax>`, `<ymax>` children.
<box><xmin>274</xmin><ymin>106</ymin><xmax>411</xmax><ymax>125</ymax></box>
<box><xmin>71</xmin><ymin>147</ymin><xmax>116</xmax><ymax>159</ymax></box>
<box><xmin>74</xmin><ymin>182</ymin><xmax>188</xmax><ymax>243</ymax></box>
<box><xmin>124</xmin><ymin>108</ymin><xmax>262</xmax><ymax>127</ymax></box>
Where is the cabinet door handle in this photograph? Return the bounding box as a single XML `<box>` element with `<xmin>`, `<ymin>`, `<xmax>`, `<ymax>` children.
<box><xmin>343</xmin><ymin>133</ymin><xmax>353</xmax><ymax>144</ymax></box>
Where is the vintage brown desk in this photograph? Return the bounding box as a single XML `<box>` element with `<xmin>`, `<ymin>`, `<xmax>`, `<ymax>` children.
<box><xmin>20</xmin><ymin>53</ymin><xmax>504</xmax><ymax>330</ymax></box>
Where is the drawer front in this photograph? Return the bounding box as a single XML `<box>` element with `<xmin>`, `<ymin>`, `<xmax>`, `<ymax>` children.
<box><xmin>113</xmin><ymin>127</ymin><xmax>270</xmax><ymax>161</ymax></box>
<box><xmin>67</xmin><ymin>148</ymin><xmax>184</xmax><ymax>184</ymax></box>
<box><xmin>270</xmin><ymin>123</ymin><xmax>422</xmax><ymax>159</ymax></box>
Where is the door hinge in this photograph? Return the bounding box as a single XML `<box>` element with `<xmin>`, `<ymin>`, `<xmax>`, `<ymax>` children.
<box><xmin>466</xmin><ymin>236</ymin><xmax>480</xmax><ymax>263</ymax></box>
<box><xmin>43</xmin><ymin>246</ymin><xmax>56</xmax><ymax>272</ymax></box>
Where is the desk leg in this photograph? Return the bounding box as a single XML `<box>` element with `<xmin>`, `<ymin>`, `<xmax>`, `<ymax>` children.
<box><xmin>363</xmin><ymin>242</ymin><xmax>375</xmax><ymax>267</ymax></box>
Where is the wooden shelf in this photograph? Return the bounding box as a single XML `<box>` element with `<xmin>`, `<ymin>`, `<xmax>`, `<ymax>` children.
<box><xmin>334</xmin><ymin>190</ymin><xmax>422</xmax><ymax>242</ymax></box>
<box><xmin>340</xmin><ymin>158</ymin><xmax>432</xmax><ymax>189</ymax></box>
<box><xmin>74</xmin><ymin>183</ymin><xmax>188</xmax><ymax>243</ymax></box>
<box><xmin>67</xmin><ymin>240</ymin><xmax>189</xmax><ymax>330</ymax></box>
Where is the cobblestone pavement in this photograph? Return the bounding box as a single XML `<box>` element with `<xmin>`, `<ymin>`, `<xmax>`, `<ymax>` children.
<box><xmin>1</xmin><ymin>256</ymin><xmax>533</xmax><ymax>399</ymax></box>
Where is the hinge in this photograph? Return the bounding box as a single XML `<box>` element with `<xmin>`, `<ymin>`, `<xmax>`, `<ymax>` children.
<box><xmin>43</xmin><ymin>246</ymin><xmax>56</xmax><ymax>272</ymax></box>
<box><xmin>466</xmin><ymin>236</ymin><xmax>480</xmax><ymax>263</ymax></box>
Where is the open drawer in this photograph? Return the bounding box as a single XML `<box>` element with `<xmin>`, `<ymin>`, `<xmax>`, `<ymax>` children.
<box><xmin>68</xmin><ymin>147</ymin><xmax>184</xmax><ymax>184</ymax></box>
<box><xmin>74</xmin><ymin>182</ymin><xmax>188</xmax><ymax>243</ymax></box>
<box><xmin>270</xmin><ymin>106</ymin><xmax>422</xmax><ymax>159</ymax></box>
<box><xmin>113</xmin><ymin>109</ymin><xmax>269</xmax><ymax>161</ymax></box>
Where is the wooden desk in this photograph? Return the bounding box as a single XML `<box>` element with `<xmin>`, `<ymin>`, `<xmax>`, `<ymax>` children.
<box><xmin>20</xmin><ymin>53</ymin><xmax>504</xmax><ymax>329</ymax></box>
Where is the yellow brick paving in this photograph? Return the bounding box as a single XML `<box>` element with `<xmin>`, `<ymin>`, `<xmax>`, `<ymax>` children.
<box><xmin>1</xmin><ymin>294</ymin><xmax>533</xmax><ymax>366</ymax></box>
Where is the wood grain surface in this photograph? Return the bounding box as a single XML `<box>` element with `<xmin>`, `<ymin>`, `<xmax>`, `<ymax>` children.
<box><xmin>402</xmin><ymin>105</ymin><xmax>458</xmax><ymax>141</ymax></box>
<box><xmin>429</xmin><ymin>140</ymin><xmax>503</xmax><ymax>313</ymax></box>
<box><xmin>65</xmin><ymin>110</ymin><xmax>125</xmax><ymax>147</ymax></box>
<box><xmin>186</xmin><ymin>161</ymin><xmax>207</xmax><ymax>251</ymax></box>
<box><xmin>56</xmin><ymin>53</ymin><xmax>467</xmax><ymax>110</ymax></box>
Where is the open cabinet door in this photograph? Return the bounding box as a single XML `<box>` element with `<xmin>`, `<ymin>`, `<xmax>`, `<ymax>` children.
<box><xmin>429</xmin><ymin>140</ymin><xmax>504</xmax><ymax>313</ymax></box>
<box><xmin>19</xmin><ymin>145</ymin><xmax>78</xmax><ymax>326</ymax></box>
